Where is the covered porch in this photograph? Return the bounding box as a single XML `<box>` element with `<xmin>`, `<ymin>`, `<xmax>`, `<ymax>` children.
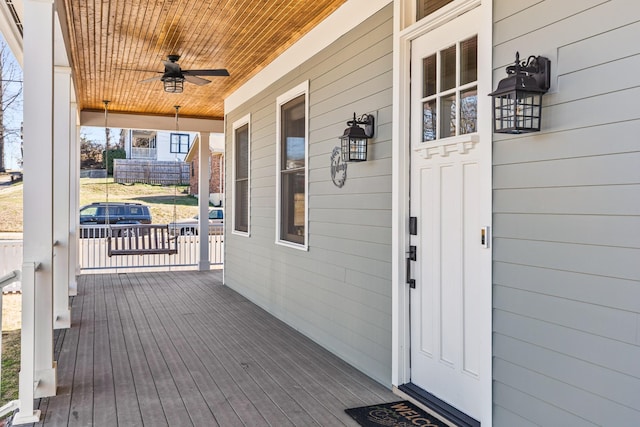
<box><xmin>29</xmin><ymin>270</ymin><xmax>397</xmax><ymax>426</ymax></box>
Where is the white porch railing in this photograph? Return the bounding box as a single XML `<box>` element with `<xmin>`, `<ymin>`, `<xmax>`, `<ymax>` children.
<box><xmin>79</xmin><ymin>225</ymin><xmax>223</xmax><ymax>272</ymax></box>
<box><xmin>0</xmin><ymin>266</ymin><xmax>40</xmax><ymax>423</ymax></box>
<box><xmin>0</xmin><ymin>240</ymin><xmax>22</xmax><ymax>292</ymax></box>
<box><xmin>130</xmin><ymin>147</ymin><xmax>157</xmax><ymax>159</ymax></box>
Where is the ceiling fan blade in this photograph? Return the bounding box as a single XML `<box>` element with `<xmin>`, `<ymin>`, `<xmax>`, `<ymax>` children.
<box><xmin>139</xmin><ymin>75</ymin><xmax>163</xmax><ymax>83</ymax></box>
<box><xmin>184</xmin><ymin>74</ymin><xmax>211</xmax><ymax>86</ymax></box>
<box><xmin>183</xmin><ymin>69</ymin><xmax>230</xmax><ymax>77</ymax></box>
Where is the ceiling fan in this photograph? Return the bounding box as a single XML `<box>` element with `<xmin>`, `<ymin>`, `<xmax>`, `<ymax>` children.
<box><xmin>140</xmin><ymin>55</ymin><xmax>230</xmax><ymax>93</ymax></box>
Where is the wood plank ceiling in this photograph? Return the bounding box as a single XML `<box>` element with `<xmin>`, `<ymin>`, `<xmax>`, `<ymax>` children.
<box><xmin>57</xmin><ymin>0</ymin><xmax>347</xmax><ymax>120</ymax></box>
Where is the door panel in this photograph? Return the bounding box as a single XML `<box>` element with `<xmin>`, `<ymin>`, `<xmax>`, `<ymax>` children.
<box><xmin>409</xmin><ymin>5</ymin><xmax>487</xmax><ymax>420</ymax></box>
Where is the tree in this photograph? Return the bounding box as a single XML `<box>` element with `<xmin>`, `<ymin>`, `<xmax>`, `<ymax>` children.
<box><xmin>79</xmin><ymin>134</ymin><xmax>104</xmax><ymax>169</ymax></box>
<box><xmin>0</xmin><ymin>40</ymin><xmax>23</xmax><ymax>173</ymax></box>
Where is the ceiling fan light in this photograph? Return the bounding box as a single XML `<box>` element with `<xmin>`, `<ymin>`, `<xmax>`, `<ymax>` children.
<box><xmin>163</xmin><ymin>76</ymin><xmax>184</xmax><ymax>93</ymax></box>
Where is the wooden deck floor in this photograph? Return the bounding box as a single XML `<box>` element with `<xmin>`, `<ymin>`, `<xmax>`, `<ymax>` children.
<box><xmin>31</xmin><ymin>270</ymin><xmax>398</xmax><ymax>426</ymax></box>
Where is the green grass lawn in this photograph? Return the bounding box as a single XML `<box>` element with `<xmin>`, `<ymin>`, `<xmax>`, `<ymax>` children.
<box><xmin>0</xmin><ymin>177</ymin><xmax>209</xmax><ymax>232</ymax></box>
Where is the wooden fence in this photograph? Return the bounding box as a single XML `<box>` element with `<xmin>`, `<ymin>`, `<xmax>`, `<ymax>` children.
<box><xmin>113</xmin><ymin>159</ymin><xmax>189</xmax><ymax>185</ymax></box>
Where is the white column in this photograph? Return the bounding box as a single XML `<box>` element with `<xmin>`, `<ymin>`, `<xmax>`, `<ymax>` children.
<box><xmin>19</xmin><ymin>0</ymin><xmax>57</xmax><ymax>413</ymax></box>
<box><xmin>198</xmin><ymin>132</ymin><xmax>210</xmax><ymax>270</ymax></box>
<box><xmin>68</xmin><ymin>102</ymin><xmax>79</xmax><ymax>296</ymax></box>
<box><xmin>52</xmin><ymin>66</ymin><xmax>72</xmax><ymax>329</ymax></box>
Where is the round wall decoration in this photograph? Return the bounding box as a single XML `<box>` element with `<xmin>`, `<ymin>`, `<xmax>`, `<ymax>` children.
<box><xmin>330</xmin><ymin>146</ymin><xmax>347</xmax><ymax>188</ymax></box>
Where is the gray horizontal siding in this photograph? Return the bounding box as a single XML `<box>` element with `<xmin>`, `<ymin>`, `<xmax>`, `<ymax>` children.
<box><xmin>224</xmin><ymin>5</ymin><xmax>394</xmax><ymax>386</ymax></box>
<box><xmin>493</xmin><ymin>0</ymin><xmax>640</xmax><ymax>425</ymax></box>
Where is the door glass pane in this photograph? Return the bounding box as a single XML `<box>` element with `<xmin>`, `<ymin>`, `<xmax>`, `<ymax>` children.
<box><xmin>460</xmin><ymin>36</ymin><xmax>478</xmax><ymax>85</ymax></box>
<box><xmin>440</xmin><ymin>94</ymin><xmax>456</xmax><ymax>138</ymax></box>
<box><xmin>417</xmin><ymin>0</ymin><xmax>454</xmax><ymax>20</ymax></box>
<box><xmin>460</xmin><ymin>87</ymin><xmax>477</xmax><ymax>135</ymax></box>
<box><xmin>423</xmin><ymin>99</ymin><xmax>437</xmax><ymax>142</ymax></box>
<box><xmin>440</xmin><ymin>45</ymin><xmax>457</xmax><ymax>91</ymax></box>
<box><xmin>423</xmin><ymin>54</ymin><xmax>436</xmax><ymax>98</ymax></box>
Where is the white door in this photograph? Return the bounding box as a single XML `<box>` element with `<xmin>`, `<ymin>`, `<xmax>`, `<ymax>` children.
<box><xmin>409</xmin><ymin>6</ymin><xmax>489</xmax><ymax>421</ymax></box>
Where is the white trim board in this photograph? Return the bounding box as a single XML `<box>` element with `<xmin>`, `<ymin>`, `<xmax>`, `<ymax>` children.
<box><xmin>224</xmin><ymin>0</ymin><xmax>392</xmax><ymax>113</ymax></box>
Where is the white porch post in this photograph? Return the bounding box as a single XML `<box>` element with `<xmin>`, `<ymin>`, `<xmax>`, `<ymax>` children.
<box><xmin>52</xmin><ymin>66</ymin><xmax>72</xmax><ymax>329</ymax></box>
<box><xmin>68</xmin><ymin>101</ymin><xmax>79</xmax><ymax>296</ymax></box>
<box><xmin>198</xmin><ymin>132</ymin><xmax>211</xmax><ymax>270</ymax></box>
<box><xmin>18</xmin><ymin>0</ymin><xmax>57</xmax><ymax>422</ymax></box>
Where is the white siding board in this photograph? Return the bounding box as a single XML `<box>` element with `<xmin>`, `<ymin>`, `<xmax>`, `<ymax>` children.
<box><xmin>493</xmin><ymin>0</ymin><xmax>543</xmax><ymax>22</ymax></box>
<box><xmin>493</xmin><ymin>213</ymin><xmax>640</xmax><ymax>248</ymax></box>
<box><xmin>494</xmin><ymin>153</ymin><xmax>640</xmax><ymax>189</ymax></box>
<box><xmin>494</xmin><ymin>334</ymin><xmax>640</xmax><ymax>410</ymax></box>
<box><xmin>557</xmin><ymin>20</ymin><xmax>640</xmax><ymax>75</ymax></box>
<box><xmin>493</xmin><ymin>382</ymin><xmax>596</xmax><ymax>427</ymax></box>
<box><xmin>555</xmin><ymin>53</ymin><xmax>640</xmax><ymax>104</ymax></box>
<box><xmin>495</xmin><ymin>285</ymin><xmax>638</xmax><ymax>344</ymax></box>
<box><xmin>493</xmin><ymin>0</ymin><xmax>608</xmax><ymax>48</ymax></box>
<box><xmin>493</xmin><ymin>358</ymin><xmax>640</xmax><ymax>426</ymax></box>
<box><xmin>494</xmin><ymin>186</ymin><xmax>640</xmax><ymax>215</ymax></box>
<box><xmin>494</xmin><ymin>238</ymin><xmax>639</xmax><ymax>281</ymax></box>
<box><xmin>492</xmin><ymin>0</ymin><xmax>636</xmax><ymax>64</ymax></box>
<box><xmin>311</xmin><ymin>221</ymin><xmax>391</xmax><ymax>246</ymax></box>
<box><xmin>312</xmin><ymin>208</ymin><xmax>391</xmax><ymax>228</ymax></box>
<box><xmin>494</xmin><ymin>262</ymin><xmax>640</xmax><ymax>313</ymax></box>
<box><xmin>493</xmin><ymin>120</ymin><xmax>640</xmax><ymax>165</ymax></box>
<box><xmin>495</xmin><ymin>309</ymin><xmax>640</xmax><ymax>383</ymax></box>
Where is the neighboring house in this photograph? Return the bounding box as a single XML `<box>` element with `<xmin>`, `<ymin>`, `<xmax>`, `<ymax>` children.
<box><xmin>185</xmin><ymin>133</ymin><xmax>225</xmax><ymax>206</ymax></box>
<box><xmin>9</xmin><ymin>1</ymin><xmax>640</xmax><ymax>426</ymax></box>
<box><xmin>122</xmin><ymin>128</ymin><xmax>199</xmax><ymax>162</ymax></box>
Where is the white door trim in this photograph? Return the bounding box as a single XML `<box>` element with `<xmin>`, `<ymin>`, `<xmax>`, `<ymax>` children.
<box><xmin>391</xmin><ymin>0</ymin><xmax>493</xmax><ymax>424</ymax></box>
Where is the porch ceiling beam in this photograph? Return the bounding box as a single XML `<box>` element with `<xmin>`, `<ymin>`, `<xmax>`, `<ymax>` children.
<box><xmin>80</xmin><ymin>110</ymin><xmax>224</xmax><ymax>133</ymax></box>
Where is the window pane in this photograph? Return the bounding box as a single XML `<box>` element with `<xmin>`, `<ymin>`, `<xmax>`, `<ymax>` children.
<box><xmin>460</xmin><ymin>87</ymin><xmax>477</xmax><ymax>135</ymax></box>
<box><xmin>235</xmin><ymin>124</ymin><xmax>248</xmax><ymax>179</ymax></box>
<box><xmin>281</xmin><ymin>96</ymin><xmax>305</xmax><ymax>170</ymax></box>
<box><xmin>417</xmin><ymin>0</ymin><xmax>454</xmax><ymax>20</ymax></box>
<box><xmin>235</xmin><ymin>180</ymin><xmax>248</xmax><ymax>232</ymax></box>
<box><xmin>423</xmin><ymin>54</ymin><xmax>436</xmax><ymax>98</ymax></box>
<box><xmin>423</xmin><ymin>99</ymin><xmax>437</xmax><ymax>142</ymax></box>
<box><xmin>440</xmin><ymin>45</ymin><xmax>457</xmax><ymax>91</ymax></box>
<box><xmin>440</xmin><ymin>93</ymin><xmax>456</xmax><ymax>138</ymax></box>
<box><xmin>281</xmin><ymin>170</ymin><xmax>305</xmax><ymax>244</ymax></box>
<box><xmin>460</xmin><ymin>36</ymin><xmax>478</xmax><ymax>85</ymax></box>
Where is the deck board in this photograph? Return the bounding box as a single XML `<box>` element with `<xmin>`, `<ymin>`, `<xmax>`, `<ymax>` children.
<box><xmin>29</xmin><ymin>270</ymin><xmax>398</xmax><ymax>426</ymax></box>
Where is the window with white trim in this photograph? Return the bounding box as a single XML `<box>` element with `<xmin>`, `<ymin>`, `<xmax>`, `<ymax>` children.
<box><xmin>233</xmin><ymin>115</ymin><xmax>250</xmax><ymax>234</ymax></box>
<box><xmin>276</xmin><ymin>81</ymin><xmax>308</xmax><ymax>248</ymax></box>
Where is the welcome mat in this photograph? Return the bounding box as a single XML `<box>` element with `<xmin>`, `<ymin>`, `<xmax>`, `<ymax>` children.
<box><xmin>345</xmin><ymin>401</ymin><xmax>449</xmax><ymax>427</ymax></box>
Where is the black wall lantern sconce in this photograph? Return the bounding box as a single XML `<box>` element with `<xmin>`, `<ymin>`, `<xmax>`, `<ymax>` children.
<box><xmin>489</xmin><ymin>52</ymin><xmax>551</xmax><ymax>134</ymax></box>
<box><xmin>340</xmin><ymin>113</ymin><xmax>375</xmax><ymax>162</ymax></box>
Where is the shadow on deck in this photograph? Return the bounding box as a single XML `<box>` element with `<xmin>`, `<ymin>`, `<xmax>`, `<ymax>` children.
<box><xmin>31</xmin><ymin>270</ymin><xmax>397</xmax><ymax>426</ymax></box>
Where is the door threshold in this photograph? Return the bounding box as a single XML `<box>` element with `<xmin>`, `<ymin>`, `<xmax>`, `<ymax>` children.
<box><xmin>396</xmin><ymin>383</ymin><xmax>480</xmax><ymax>427</ymax></box>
